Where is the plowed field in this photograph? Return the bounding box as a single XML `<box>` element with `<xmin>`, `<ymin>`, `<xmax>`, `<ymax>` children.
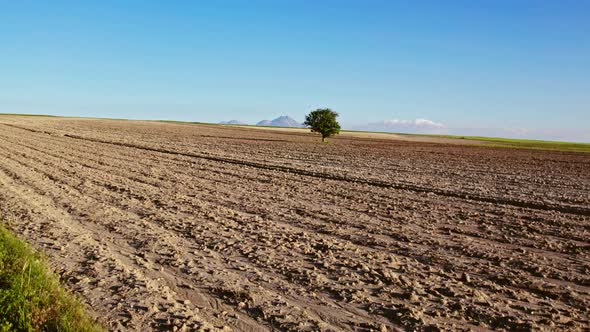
<box><xmin>0</xmin><ymin>116</ymin><xmax>588</xmax><ymax>331</ymax></box>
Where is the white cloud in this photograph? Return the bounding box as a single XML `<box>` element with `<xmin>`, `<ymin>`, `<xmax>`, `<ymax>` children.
<box><xmin>347</xmin><ymin>118</ymin><xmax>589</xmax><ymax>142</ymax></box>
<box><xmin>355</xmin><ymin>118</ymin><xmax>446</xmax><ymax>134</ymax></box>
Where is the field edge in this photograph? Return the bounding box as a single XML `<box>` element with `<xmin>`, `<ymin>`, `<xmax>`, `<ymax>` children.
<box><xmin>2</xmin><ymin>113</ymin><xmax>589</xmax><ymax>153</ymax></box>
<box><xmin>0</xmin><ymin>222</ymin><xmax>104</xmax><ymax>332</ymax></box>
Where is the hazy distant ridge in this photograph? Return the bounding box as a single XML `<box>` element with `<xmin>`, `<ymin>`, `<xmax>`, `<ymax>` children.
<box><xmin>220</xmin><ymin>116</ymin><xmax>303</xmax><ymax>127</ymax></box>
<box><xmin>256</xmin><ymin>116</ymin><xmax>303</xmax><ymax>127</ymax></box>
<box><xmin>219</xmin><ymin>120</ymin><xmax>246</xmax><ymax>125</ymax></box>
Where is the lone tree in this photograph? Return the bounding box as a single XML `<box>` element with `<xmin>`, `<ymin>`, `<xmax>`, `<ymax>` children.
<box><xmin>304</xmin><ymin>108</ymin><xmax>341</xmax><ymax>142</ymax></box>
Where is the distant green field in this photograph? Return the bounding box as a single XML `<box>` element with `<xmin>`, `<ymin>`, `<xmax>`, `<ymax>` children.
<box><xmin>418</xmin><ymin>134</ymin><xmax>590</xmax><ymax>153</ymax></box>
<box><xmin>0</xmin><ymin>113</ymin><xmax>57</xmax><ymax>117</ymax></box>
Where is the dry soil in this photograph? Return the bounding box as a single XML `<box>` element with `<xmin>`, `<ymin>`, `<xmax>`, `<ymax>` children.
<box><xmin>0</xmin><ymin>116</ymin><xmax>588</xmax><ymax>331</ymax></box>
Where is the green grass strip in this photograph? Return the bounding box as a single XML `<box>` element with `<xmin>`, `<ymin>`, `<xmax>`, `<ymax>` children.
<box><xmin>422</xmin><ymin>135</ymin><xmax>590</xmax><ymax>153</ymax></box>
<box><xmin>0</xmin><ymin>113</ymin><xmax>57</xmax><ymax>117</ymax></box>
<box><xmin>0</xmin><ymin>225</ymin><xmax>103</xmax><ymax>332</ymax></box>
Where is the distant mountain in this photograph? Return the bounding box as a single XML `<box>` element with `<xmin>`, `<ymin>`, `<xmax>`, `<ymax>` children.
<box><xmin>256</xmin><ymin>120</ymin><xmax>273</xmax><ymax>126</ymax></box>
<box><xmin>219</xmin><ymin>120</ymin><xmax>246</xmax><ymax>125</ymax></box>
<box><xmin>256</xmin><ymin>116</ymin><xmax>303</xmax><ymax>128</ymax></box>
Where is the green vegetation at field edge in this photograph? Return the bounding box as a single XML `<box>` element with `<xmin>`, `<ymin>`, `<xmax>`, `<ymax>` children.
<box><xmin>0</xmin><ymin>113</ymin><xmax>57</xmax><ymax>117</ymax></box>
<box><xmin>420</xmin><ymin>134</ymin><xmax>590</xmax><ymax>153</ymax></box>
<box><xmin>0</xmin><ymin>224</ymin><xmax>103</xmax><ymax>332</ymax></box>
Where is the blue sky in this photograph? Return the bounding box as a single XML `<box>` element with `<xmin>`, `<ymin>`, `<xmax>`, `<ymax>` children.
<box><xmin>1</xmin><ymin>1</ymin><xmax>589</xmax><ymax>141</ymax></box>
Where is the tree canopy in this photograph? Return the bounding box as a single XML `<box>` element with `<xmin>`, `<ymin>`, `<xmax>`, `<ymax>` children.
<box><xmin>304</xmin><ymin>108</ymin><xmax>341</xmax><ymax>142</ymax></box>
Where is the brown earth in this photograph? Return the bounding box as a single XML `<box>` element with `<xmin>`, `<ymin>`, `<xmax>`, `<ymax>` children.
<box><xmin>232</xmin><ymin>125</ymin><xmax>486</xmax><ymax>145</ymax></box>
<box><xmin>0</xmin><ymin>116</ymin><xmax>588</xmax><ymax>332</ymax></box>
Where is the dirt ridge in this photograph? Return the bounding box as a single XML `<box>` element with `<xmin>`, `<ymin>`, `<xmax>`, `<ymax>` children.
<box><xmin>56</xmin><ymin>131</ymin><xmax>589</xmax><ymax>217</ymax></box>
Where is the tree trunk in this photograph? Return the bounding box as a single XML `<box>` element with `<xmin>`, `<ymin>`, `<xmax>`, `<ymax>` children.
<box><xmin>322</xmin><ymin>136</ymin><xmax>325</xmax><ymax>142</ymax></box>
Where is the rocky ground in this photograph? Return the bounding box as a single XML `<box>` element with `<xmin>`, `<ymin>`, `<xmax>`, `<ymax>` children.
<box><xmin>0</xmin><ymin>116</ymin><xmax>588</xmax><ymax>331</ymax></box>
